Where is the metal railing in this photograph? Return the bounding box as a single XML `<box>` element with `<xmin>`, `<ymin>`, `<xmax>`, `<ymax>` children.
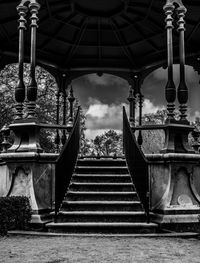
<box><xmin>123</xmin><ymin>106</ymin><xmax>150</xmax><ymax>222</ymax></box>
<box><xmin>54</xmin><ymin>107</ymin><xmax>80</xmax><ymax>222</ymax></box>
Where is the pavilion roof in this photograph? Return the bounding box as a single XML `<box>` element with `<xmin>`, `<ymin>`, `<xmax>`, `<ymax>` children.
<box><xmin>0</xmin><ymin>0</ymin><xmax>200</xmax><ymax>78</ymax></box>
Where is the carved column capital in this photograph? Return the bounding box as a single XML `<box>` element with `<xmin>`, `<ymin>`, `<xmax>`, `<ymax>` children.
<box><xmin>163</xmin><ymin>2</ymin><xmax>175</xmax><ymax>29</ymax></box>
<box><xmin>176</xmin><ymin>6</ymin><xmax>187</xmax><ymax>32</ymax></box>
<box><xmin>17</xmin><ymin>5</ymin><xmax>28</xmax><ymax>30</ymax></box>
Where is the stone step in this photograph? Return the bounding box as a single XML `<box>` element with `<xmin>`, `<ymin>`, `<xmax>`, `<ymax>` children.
<box><xmin>72</xmin><ymin>174</ymin><xmax>131</xmax><ymax>183</ymax></box>
<box><xmin>47</xmin><ymin>158</ymin><xmax>150</xmax><ymax>234</ymax></box>
<box><xmin>66</xmin><ymin>191</ymin><xmax>139</xmax><ymax>201</ymax></box>
<box><xmin>57</xmin><ymin>211</ymin><xmax>146</xmax><ymax>223</ymax></box>
<box><xmin>61</xmin><ymin>201</ymin><xmax>143</xmax><ymax>211</ymax></box>
<box><xmin>47</xmin><ymin>222</ymin><xmax>158</xmax><ymax>234</ymax></box>
<box><xmin>77</xmin><ymin>159</ymin><xmax>126</xmax><ymax>167</ymax></box>
<box><xmin>69</xmin><ymin>182</ymin><xmax>134</xmax><ymax>192</ymax></box>
<box><xmin>75</xmin><ymin>166</ymin><xmax>129</xmax><ymax>174</ymax></box>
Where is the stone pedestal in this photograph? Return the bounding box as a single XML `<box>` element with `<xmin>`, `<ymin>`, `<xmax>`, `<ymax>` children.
<box><xmin>161</xmin><ymin>123</ymin><xmax>194</xmax><ymax>153</ymax></box>
<box><xmin>8</xmin><ymin>121</ymin><xmax>42</xmax><ymax>153</ymax></box>
<box><xmin>147</xmin><ymin>153</ymin><xmax>200</xmax><ymax>232</ymax></box>
<box><xmin>0</xmin><ymin>152</ymin><xmax>57</xmax><ymax>226</ymax></box>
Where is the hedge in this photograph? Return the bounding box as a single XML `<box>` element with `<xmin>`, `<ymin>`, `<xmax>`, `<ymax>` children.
<box><xmin>0</xmin><ymin>196</ymin><xmax>32</xmax><ymax>236</ymax></box>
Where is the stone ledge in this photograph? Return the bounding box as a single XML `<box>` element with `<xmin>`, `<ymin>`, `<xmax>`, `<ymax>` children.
<box><xmin>146</xmin><ymin>153</ymin><xmax>200</xmax><ymax>162</ymax></box>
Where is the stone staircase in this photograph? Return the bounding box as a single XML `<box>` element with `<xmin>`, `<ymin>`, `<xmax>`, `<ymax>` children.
<box><xmin>47</xmin><ymin>158</ymin><xmax>157</xmax><ymax>234</ymax></box>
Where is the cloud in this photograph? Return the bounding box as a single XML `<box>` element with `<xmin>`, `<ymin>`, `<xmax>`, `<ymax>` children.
<box><xmin>86</xmin><ymin>73</ymin><xmax>127</xmax><ymax>86</ymax></box>
<box><xmin>152</xmin><ymin>64</ymin><xmax>199</xmax><ymax>85</ymax></box>
<box><xmin>85</xmin><ymin>99</ymin><xmax>127</xmax><ymax>130</ymax></box>
<box><xmin>72</xmin><ymin>74</ymin><xmax>129</xmax><ymax>107</ymax></box>
<box><xmin>142</xmin><ymin>99</ymin><xmax>164</xmax><ymax>115</ymax></box>
<box><xmin>84</xmin><ymin>98</ymin><xmax>163</xmax><ymax>139</ymax></box>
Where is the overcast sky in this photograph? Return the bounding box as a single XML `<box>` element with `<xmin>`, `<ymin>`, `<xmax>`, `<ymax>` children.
<box><xmin>72</xmin><ymin>65</ymin><xmax>200</xmax><ymax>139</ymax></box>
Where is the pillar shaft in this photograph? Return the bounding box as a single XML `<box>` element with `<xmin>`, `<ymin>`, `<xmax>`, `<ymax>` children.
<box><xmin>61</xmin><ymin>90</ymin><xmax>67</xmax><ymax>145</ymax></box>
<box><xmin>163</xmin><ymin>2</ymin><xmax>176</xmax><ymax>122</ymax></box>
<box><xmin>67</xmin><ymin>85</ymin><xmax>75</xmax><ymax>132</ymax></box>
<box><xmin>27</xmin><ymin>1</ymin><xmax>40</xmax><ymax>119</ymax></box>
<box><xmin>137</xmin><ymin>93</ymin><xmax>143</xmax><ymax>147</ymax></box>
<box><xmin>55</xmin><ymin>90</ymin><xmax>60</xmax><ymax>152</ymax></box>
<box><xmin>127</xmin><ymin>86</ymin><xmax>136</xmax><ymax>128</ymax></box>
<box><xmin>15</xmin><ymin>4</ymin><xmax>28</xmax><ymax>120</ymax></box>
<box><xmin>177</xmin><ymin>5</ymin><xmax>188</xmax><ymax>123</ymax></box>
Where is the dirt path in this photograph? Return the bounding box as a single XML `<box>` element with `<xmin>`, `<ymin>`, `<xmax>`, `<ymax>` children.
<box><xmin>0</xmin><ymin>235</ymin><xmax>200</xmax><ymax>263</ymax></box>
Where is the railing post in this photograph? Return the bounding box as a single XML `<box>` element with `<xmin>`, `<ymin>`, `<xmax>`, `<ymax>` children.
<box><xmin>15</xmin><ymin>4</ymin><xmax>28</xmax><ymax>120</ymax></box>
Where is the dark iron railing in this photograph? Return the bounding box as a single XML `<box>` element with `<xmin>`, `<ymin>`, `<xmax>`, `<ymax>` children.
<box><xmin>123</xmin><ymin>106</ymin><xmax>150</xmax><ymax>222</ymax></box>
<box><xmin>54</xmin><ymin>106</ymin><xmax>80</xmax><ymax>222</ymax></box>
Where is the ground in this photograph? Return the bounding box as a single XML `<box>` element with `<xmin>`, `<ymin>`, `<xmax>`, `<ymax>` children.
<box><xmin>0</xmin><ymin>235</ymin><xmax>200</xmax><ymax>263</ymax></box>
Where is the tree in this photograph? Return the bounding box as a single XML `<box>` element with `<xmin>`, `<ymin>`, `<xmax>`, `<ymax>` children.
<box><xmin>139</xmin><ymin>110</ymin><xmax>166</xmax><ymax>154</ymax></box>
<box><xmin>139</xmin><ymin>109</ymin><xmax>185</xmax><ymax>154</ymax></box>
<box><xmin>91</xmin><ymin>130</ymin><xmax>123</xmax><ymax>156</ymax></box>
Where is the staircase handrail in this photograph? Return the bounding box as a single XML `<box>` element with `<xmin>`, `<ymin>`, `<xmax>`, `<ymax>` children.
<box><xmin>123</xmin><ymin>106</ymin><xmax>150</xmax><ymax>221</ymax></box>
<box><xmin>55</xmin><ymin>106</ymin><xmax>80</xmax><ymax>221</ymax></box>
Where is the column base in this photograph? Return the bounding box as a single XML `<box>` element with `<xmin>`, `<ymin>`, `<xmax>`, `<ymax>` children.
<box><xmin>151</xmin><ymin>207</ymin><xmax>200</xmax><ymax>232</ymax></box>
<box><xmin>161</xmin><ymin>122</ymin><xmax>194</xmax><ymax>153</ymax></box>
<box><xmin>8</xmin><ymin>120</ymin><xmax>42</xmax><ymax>153</ymax></box>
<box><xmin>30</xmin><ymin>209</ymin><xmax>53</xmax><ymax>230</ymax></box>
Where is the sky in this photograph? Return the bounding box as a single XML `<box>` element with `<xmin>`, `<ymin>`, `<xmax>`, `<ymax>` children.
<box><xmin>72</xmin><ymin>65</ymin><xmax>200</xmax><ymax>140</ymax></box>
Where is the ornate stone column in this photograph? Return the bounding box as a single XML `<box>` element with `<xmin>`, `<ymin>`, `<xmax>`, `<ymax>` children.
<box><xmin>163</xmin><ymin>1</ymin><xmax>176</xmax><ymax>123</ymax></box>
<box><xmin>61</xmin><ymin>88</ymin><xmax>67</xmax><ymax>145</ymax></box>
<box><xmin>127</xmin><ymin>85</ymin><xmax>136</xmax><ymax>129</ymax></box>
<box><xmin>8</xmin><ymin>0</ymin><xmax>42</xmax><ymax>153</ymax></box>
<box><xmin>177</xmin><ymin>5</ymin><xmax>188</xmax><ymax>123</ymax></box>
<box><xmin>55</xmin><ymin>89</ymin><xmax>61</xmax><ymax>152</ymax></box>
<box><xmin>161</xmin><ymin>0</ymin><xmax>194</xmax><ymax>153</ymax></box>
<box><xmin>15</xmin><ymin>4</ymin><xmax>28</xmax><ymax>120</ymax></box>
<box><xmin>137</xmin><ymin>92</ymin><xmax>143</xmax><ymax>147</ymax></box>
<box><xmin>26</xmin><ymin>1</ymin><xmax>40</xmax><ymax>119</ymax></box>
<box><xmin>67</xmin><ymin>85</ymin><xmax>75</xmax><ymax>132</ymax></box>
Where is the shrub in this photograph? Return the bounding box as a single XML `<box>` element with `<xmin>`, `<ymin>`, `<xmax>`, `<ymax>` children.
<box><xmin>0</xmin><ymin>196</ymin><xmax>32</xmax><ymax>236</ymax></box>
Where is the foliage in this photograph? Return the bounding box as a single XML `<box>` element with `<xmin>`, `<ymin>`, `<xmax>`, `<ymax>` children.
<box><xmin>139</xmin><ymin>110</ymin><xmax>166</xmax><ymax>154</ymax></box>
<box><xmin>91</xmin><ymin>130</ymin><xmax>123</xmax><ymax>156</ymax></box>
<box><xmin>138</xmin><ymin>109</ymin><xmax>198</xmax><ymax>153</ymax></box>
<box><xmin>0</xmin><ymin>196</ymin><xmax>32</xmax><ymax>236</ymax></box>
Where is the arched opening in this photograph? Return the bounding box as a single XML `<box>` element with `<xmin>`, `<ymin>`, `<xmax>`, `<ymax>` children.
<box><xmin>72</xmin><ymin>73</ymin><xmax>129</xmax><ymax>156</ymax></box>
